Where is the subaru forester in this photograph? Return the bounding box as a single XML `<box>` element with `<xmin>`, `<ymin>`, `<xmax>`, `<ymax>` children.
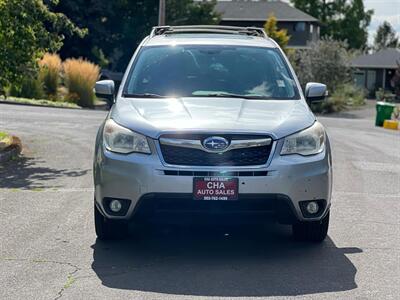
<box><xmin>93</xmin><ymin>26</ymin><xmax>332</xmax><ymax>242</ymax></box>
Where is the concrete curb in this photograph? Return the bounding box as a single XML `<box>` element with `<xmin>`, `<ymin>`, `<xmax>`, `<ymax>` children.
<box><xmin>0</xmin><ymin>99</ymin><xmax>81</xmax><ymax>110</ymax></box>
<box><xmin>0</xmin><ymin>136</ymin><xmax>22</xmax><ymax>163</ymax></box>
<box><xmin>0</xmin><ymin>99</ymin><xmax>108</xmax><ymax>111</ymax></box>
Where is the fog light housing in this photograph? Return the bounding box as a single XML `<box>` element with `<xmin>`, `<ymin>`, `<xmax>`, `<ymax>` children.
<box><xmin>109</xmin><ymin>199</ymin><xmax>122</xmax><ymax>212</ymax></box>
<box><xmin>299</xmin><ymin>199</ymin><xmax>326</xmax><ymax>218</ymax></box>
<box><xmin>102</xmin><ymin>197</ymin><xmax>131</xmax><ymax>216</ymax></box>
<box><xmin>306</xmin><ymin>201</ymin><xmax>319</xmax><ymax>214</ymax></box>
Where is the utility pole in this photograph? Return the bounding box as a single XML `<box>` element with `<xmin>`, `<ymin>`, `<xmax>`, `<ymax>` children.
<box><xmin>158</xmin><ymin>0</ymin><xmax>166</xmax><ymax>26</ymax></box>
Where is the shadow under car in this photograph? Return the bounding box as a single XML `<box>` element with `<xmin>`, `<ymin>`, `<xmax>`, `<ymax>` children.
<box><xmin>91</xmin><ymin>224</ymin><xmax>361</xmax><ymax>297</ymax></box>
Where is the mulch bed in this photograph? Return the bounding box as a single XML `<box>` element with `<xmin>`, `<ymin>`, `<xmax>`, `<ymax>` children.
<box><xmin>0</xmin><ymin>136</ymin><xmax>22</xmax><ymax>163</ymax></box>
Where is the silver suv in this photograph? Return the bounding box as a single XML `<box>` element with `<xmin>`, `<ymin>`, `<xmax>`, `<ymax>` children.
<box><xmin>93</xmin><ymin>26</ymin><xmax>332</xmax><ymax>242</ymax></box>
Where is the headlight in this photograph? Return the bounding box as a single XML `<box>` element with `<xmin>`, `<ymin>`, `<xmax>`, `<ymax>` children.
<box><xmin>103</xmin><ymin>119</ymin><xmax>151</xmax><ymax>154</ymax></box>
<box><xmin>281</xmin><ymin>122</ymin><xmax>325</xmax><ymax>156</ymax></box>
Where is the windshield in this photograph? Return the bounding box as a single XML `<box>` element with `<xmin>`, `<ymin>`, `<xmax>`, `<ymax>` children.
<box><xmin>124</xmin><ymin>45</ymin><xmax>299</xmax><ymax>99</ymax></box>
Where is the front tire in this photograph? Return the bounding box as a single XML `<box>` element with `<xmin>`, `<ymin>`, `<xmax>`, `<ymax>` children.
<box><xmin>94</xmin><ymin>204</ymin><xmax>128</xmax><ymax>240</ymax></box>
<box><xmin>292</xmin><ymin>211</ymin><xmax>329</xmax><ymax>242</ymax></box>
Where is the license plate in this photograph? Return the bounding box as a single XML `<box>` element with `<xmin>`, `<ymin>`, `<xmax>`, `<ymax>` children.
<box><xmin>193</xmin><ymin>177</ymin><xmax>239</xmax><ymax>200</ymax></box>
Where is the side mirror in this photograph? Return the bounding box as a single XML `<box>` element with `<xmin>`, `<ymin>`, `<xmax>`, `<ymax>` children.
<box><xmin>305</xmin><ymin>82</ymin><xmax>327</xmax><ymax>103</ymax></box>
<box><xmin>95</xmin><ymin>80</ymin><xmax>115</xmax><ymax>107</ymax></box>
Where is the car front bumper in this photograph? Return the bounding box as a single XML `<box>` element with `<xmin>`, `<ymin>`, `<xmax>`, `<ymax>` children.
<box><xmin>94</xmin><ymin>139</ymin><xmax>332</xmax><ymax>223</ymax></box>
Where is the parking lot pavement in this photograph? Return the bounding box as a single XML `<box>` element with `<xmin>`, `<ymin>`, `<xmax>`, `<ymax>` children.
<box><xmin>0</xmin><ymin>103</ymin><xmax>399</xmax><ymax>300</ymax></box>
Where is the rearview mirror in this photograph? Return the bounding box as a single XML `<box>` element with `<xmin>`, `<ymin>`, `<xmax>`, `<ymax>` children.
<box><xmin>95</xmin><ymin>80</ymin><xmax>115</xmax><ymax>107</ymax></box>
<box><xmin>305</xmin><ymin>82</ymin><xmax>327</xmax><ymax>103</ymax></box>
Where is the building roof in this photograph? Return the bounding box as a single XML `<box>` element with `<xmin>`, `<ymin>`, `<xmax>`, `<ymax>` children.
<box><xmin>351</xmin><ymin>48</ymin><xmax>400</xmax><ymax>69</ymax></box>
<box><xmin>215</xmin><ymin>0</ymin><xmax>318</xmax><ymax>22</ymax></box>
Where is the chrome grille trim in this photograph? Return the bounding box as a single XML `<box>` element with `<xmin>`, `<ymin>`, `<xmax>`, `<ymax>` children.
<box><xmin>159</xmin><ymin>137</ymin><xmax>272</xmax><ymax>153</ymax></box>
<box><xmin>159</xmin><ymin>138</ymin><xmax>203</xmax><ymax>149</ymax></box>
<box><xmin>230</xmin><ymin>138</ymin><xmax>272</xmax><ymax>150</ymax></box>
<box><xmin>155</xmin><ymin>140</ymin><xmax>277</xmax><ymax>170</ymax></box>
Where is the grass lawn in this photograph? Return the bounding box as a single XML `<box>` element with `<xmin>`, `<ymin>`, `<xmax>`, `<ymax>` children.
<box><xmin>0</xmin><ymin>96</ymin><xmax>81</xmax><ymax>109</ymax></box>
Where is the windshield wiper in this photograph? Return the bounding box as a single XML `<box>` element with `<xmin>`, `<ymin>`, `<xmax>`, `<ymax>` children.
<box><xmin>122</xmin><ymin>93</ymin><xmax>171</xmax><ymax>98</ymax></box>
<box><xmin>193</xmin><ymin>93</ymin><xmax>270</xmax><ymax>99</ymax></box>
<box><xmin>122</xmin><ymin>92</ymin><xmax>271</xmax><ymax>99</ymax></box>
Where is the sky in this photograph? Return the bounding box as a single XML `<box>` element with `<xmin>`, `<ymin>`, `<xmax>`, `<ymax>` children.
<box><xmin>365</xmin><ymin>0</ymin><xmax>400</xmax><ymax>44</ymax></box>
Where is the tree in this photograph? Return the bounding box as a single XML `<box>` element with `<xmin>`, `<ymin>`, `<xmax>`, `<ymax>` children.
<box><xmin>0</xmin><ymin>0</ymin><xmax>84</xmax><ymax>89</ymax></box>
<box><xmin>290</xmin><ymin>0</ymin><xmax>373</xmax><ymax>50</ymax></box>
<box><xmin>54</xmin><ymin>0</ymin><xmax>220</xmax><ymax>71</ymax></box>
<box><xmin>289</xmin><ymin>38</ymin><xmax>351</xmax><ymax>91</ymax></box>
<box><xmin>50</xmin><ymin>0</ymin><xmax>123</xmax><ymax>69</ymax></box>
<box><xmin>374</xmin><ymin>21</ymin><xmax>399</xmax><ymax>51</ymax></box>
<box><xmin>167</xmin><ymin>0</ymin><xmax>220</xmax><ymax>25</ymax></box>
<box><xmin>289</xmin><ymin>0</ymin><xmax>330</xmax><ymax>26</ymax></box>
<box><xmin>264</xmin><ymin>14</ymin><xmax>290</xmax><ymax>53</ymax></box>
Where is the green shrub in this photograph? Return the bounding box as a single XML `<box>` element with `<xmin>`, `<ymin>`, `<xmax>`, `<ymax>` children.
<box><xmin>9</xmin><ymin>76</ymin><xmax>44</xmax><ymax>100</ymax></box>
<box><xmin>39</xmin><ymin>53</ymin><xmax>62</xmax><ymax>99</ymax></box>
<box><xmin>312</xmin><ymin>84</ymin><xmax>365</xmax><ymax>114</ymax></box>
<box><xmin>8</xmin><ymin>84</ymin><xmax>19</xmax><ymax>97</ymax></box>
<box><xmin>314</xmin><ymin>95</ymin><xmax>347</xmax><ymax>114</ymax></box>
<box><xmin>289</xmin><ymin>38</ymin><xmax>351</xmax><ymax>91</ymax></box>
<box><xmin>63</xmin><ymin>58</ymin><xmax>99</xmax><ymax>108</ymax></box>
<box><xmin>337</xmin><ymin>84</ymin><xmax>365</xmax><ymax>107</ymax></box>
<box><xmin>376</xmin><ymin>88</ymin><xmax>396</xmax><ymax>102</ymax></box>
<box><xmin>311</xmin><ymin>97</ymin><xmax>345</xmax><ymax>114</ymax></box>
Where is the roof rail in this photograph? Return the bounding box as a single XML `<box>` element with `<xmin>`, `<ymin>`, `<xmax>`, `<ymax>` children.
<box><xmin>150</xmin><ymin>25</ymin><xmax>268</xmax><ymax>38</ymax></box>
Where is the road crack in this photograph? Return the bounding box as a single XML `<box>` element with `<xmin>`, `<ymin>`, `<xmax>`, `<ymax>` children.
<box><xmin>54</xmin><ymin>266</ymin><xmax>80</xmax><ymax>300</ymax></box>
<box><xmin>0</xmin><ymin>257</ymin><xmax>81</xmax><ymax>300</ymax></box>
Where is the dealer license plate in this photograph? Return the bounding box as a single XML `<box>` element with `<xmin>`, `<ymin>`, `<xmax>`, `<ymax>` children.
<box><xmin>193</xmin><ymin>177</ymin><xmax>239</xmax><ymax>200</ymax></box>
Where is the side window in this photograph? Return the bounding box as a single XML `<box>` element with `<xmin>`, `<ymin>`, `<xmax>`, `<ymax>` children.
<box><xmin>294</xmin><ymin>22</ymin><xmax>306</xmax><ymax>32</ymax></box>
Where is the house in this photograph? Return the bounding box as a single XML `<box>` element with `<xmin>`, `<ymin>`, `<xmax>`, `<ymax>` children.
<box><xmin>351</xmin><ymin>48</ymin><xmax>400</xmax><ymax>97</ymax></box>
<box><xmin>214</xmin><ymin>0</ymin><xmax>320</xmax><ymax>49</ymax></box>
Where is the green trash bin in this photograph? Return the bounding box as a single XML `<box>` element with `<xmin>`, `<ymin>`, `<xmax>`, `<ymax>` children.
<box><xmin>376</xmin><ymin>102</ymin><xmax>396</xmax><ymax>127</ymax></box>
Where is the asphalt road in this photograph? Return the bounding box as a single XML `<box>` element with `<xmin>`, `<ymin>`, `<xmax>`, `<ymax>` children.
<box><xmin>0</xmin><ymin>103</ymin><xmax>399</xmax><ymax>300</ymax></box>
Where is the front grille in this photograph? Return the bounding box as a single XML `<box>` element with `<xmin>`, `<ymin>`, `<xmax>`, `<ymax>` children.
<box><xmin>132</xmin><ymin>193</ymin><xmax>297</xmax><ymax>225</ymax></box>
<box><xmin>159</xmin><ymin>134</ymin><xmax>273</xmax><ymax>166</ymax></box>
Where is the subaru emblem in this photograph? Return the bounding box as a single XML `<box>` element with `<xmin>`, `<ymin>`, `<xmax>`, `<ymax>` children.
<box><xmin>202</xmin><ymin>136</ymin><xmax>229</xmax><ymax>152</ymax></box>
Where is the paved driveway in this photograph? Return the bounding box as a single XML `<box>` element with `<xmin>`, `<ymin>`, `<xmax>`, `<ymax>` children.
<box><xmin>0</xmin><ymin>103</ymin><xmax>399</xmax><ymax>299</ymax></box>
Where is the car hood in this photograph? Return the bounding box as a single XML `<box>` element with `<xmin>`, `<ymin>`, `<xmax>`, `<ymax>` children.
<box><xmin>111</xmin><ymin>97</ymin><xmax>315</xmax><ymax>140</ymax></box>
